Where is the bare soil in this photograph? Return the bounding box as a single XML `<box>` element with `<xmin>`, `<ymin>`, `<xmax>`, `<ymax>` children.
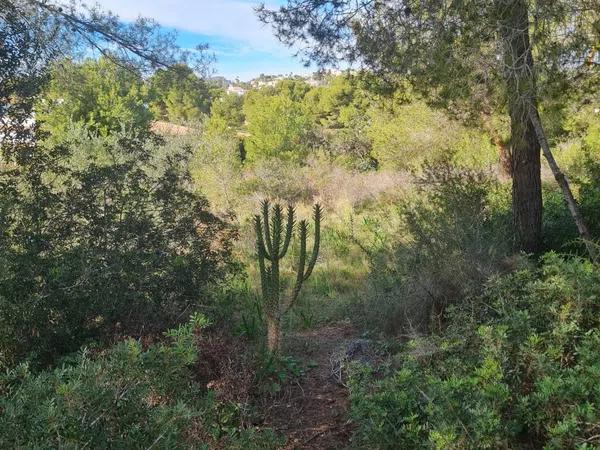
<box><xmin>262</xmin><ymin>322</ymin><xmax>359</xmax><ymax>449</ymax></box>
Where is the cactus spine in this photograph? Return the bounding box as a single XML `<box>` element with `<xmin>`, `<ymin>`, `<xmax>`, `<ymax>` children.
<box><xmin>254</xmin><ymin>200</ymin><xmax>321</xmax><ymax>353</ymax></box>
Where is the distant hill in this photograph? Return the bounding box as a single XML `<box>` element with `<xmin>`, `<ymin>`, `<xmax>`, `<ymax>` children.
<box><xmin>207</xmin><ymin>69</ymin><xmax>347</xmax><ymax>92</ymax></box>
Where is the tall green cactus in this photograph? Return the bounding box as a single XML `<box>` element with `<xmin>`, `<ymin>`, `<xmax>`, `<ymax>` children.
<box><xmin>254</xmin><ymin>200</ymin><xmax>321</xmax><ymax>353</ymax></box>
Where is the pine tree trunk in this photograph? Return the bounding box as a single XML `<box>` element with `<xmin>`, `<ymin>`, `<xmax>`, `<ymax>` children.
<box><xmin>266</xmin><ymin>316</ymin><xmax>281</xmax><ymax>353</ymax></box>
<box><xmin>499</xmin><ymin>0</ymin><xmax>542</xmax><ymax>253</ymax></box>
<box><xmin>509</xmin><ymin>110</ymin><xmax>542</xmax><ymax>253</ymax></box>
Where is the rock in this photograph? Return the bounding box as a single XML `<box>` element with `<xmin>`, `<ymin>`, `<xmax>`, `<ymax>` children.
<box><xmin>344</xmin><ymin>339</ymin><xmax>374</xmax><ymax>363</ymax></box>
<box><xmin>329</xmin><ymin>339</ymin><xmax>381</xmax><ymax>386</ymax></box>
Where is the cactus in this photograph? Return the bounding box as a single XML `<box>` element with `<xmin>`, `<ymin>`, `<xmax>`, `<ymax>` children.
<box><xmin>254</xmin><ymin>200</ymin><xmax>321</xmax><ymax>353</ymax></box>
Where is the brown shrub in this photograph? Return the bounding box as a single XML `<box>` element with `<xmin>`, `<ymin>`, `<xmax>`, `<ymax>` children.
<box><xmin>195</xmin><ymin>330</ymin><xmax>255</xmax><ymax>406</ymax></box>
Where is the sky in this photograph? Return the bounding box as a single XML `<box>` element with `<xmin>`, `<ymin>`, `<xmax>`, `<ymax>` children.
<box><xmin>93</xmin><ymin>0</ymin><xmax>314</xmax><ymax>81</ymax></box>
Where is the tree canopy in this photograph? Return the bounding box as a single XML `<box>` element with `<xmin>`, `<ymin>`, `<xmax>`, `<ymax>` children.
<box><xmin>37</xmin><ymin>58</ymin><xmax>151</xmax><ymax>137</ymax></box>
<box><xmin>1</xmin><ymin>0</ymin><xmax>210</xmax><ymax>160</ymax></box>
<box><xmin>243</xmin><ymin>84</ymin><xmax>314</xmax><ymax>161</ymax></box>
<box><xmin>258</xmin><ymin>0</ymin><xmax>599</xmax><ymax>251</ymax></box>
<box><xmin>0</xmin><ymin>0</ymin><xmax>230</xmax><ymax>367</ymax></box>
<box><xmin>148</xmin><ymin>64</ymin><xmax>213</xmax><ymax>123</ymax></box>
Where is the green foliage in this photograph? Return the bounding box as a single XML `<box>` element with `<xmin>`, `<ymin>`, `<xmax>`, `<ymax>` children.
<box><xmin>542</xmin><ymin>136</ymin><xmax>600</xmax><ymax>254</ymax></box>
<box><xmin>0</xmin><ymin>129</ymin><xmax>236</xmax><ymax>367</ymax></box>
<box><xmin>1</xmin><ymin>0</ymin><xmax>209</xmax><ymax>165</ymax></box>
<box><xmin>201</xmin><ymin>74</ymin><xmax>501</xmax><ymax>172</ymax></box>
<box><xmin>0</xmin><ymin>314</ymin><xmax>281</xmax><ymax>449</ymax></box>
<box><xmin>542</xmin><ymin>185</ymin><xmax>581</xmax><ymax>252</ymax></box>
<box><xmin>243</xmin><ymin>89</ymin><xmax>314</xmax><ymax>162</ymax></box>
<box><xmin>261</xmin><ymin>0</ymin><xmax>599</xmax><ymax>252</ymax></box>
<box><xmin>368</xmin><ymin>101</ymin><xmax>496</xmax><ymax>170</ymax></box>
<box><xmin>254</xmin><ymin>353</ymin><xmax>305</xmax><ymax>396</ymax></box>
<box><xmin>349</xmin><ymin>253</ymin><xmax>600</xmax><ymax>449</ymax></box>
<box><xmin>578</xmin><ymin>155</ymin><xmax>600</xmax><ymax>239</ymax></box>
<box><xmin>189</xmin><ymin>127</ymin><xmax>244</xmax><ymax>211</ymax></box>
<box><xmin>363</xmin><ymin>157</ymin><xmax>513</xmax><ymax>333</ymax></box>
<box><xmin>37</xmin><ymin>58</ymin><xmax>152</xmax><ymax>138</ymax></box>
<box><xmin>5</xmin><ymin>4</ymin><xmax>600</xmax><ymax>446</ymax></box>
<box><xmin>349</xmin><ymin>365</ymin><xmax>428</xmax><ymax>448</ymax></box>
<box><xmin>306</xmin><ymin>75</ymin><xmax>377</xmax><ymax>170</ymax></box>
<box><xmin>259</xmin><ymin>0</ymin><xmax>596</xmax><ymax>130</ymax></box>
<box><xmin>208</xmin><ymin>93</ymin><xmax>246</xmax><ymax>132</ymax></box>
<box><xmin>276</xmin><ymin>79</ymin><xmax>311</xmax><ymax>100</ymax></box>
<box><xmin>304</xmin><ymin>75</ymin><xmax>370</xmax><ymax>128</ymax></box>
<box><xmin>148</xmin><ymin>64</ymin><xmax>212</xmax><ymax>123</ymax></box>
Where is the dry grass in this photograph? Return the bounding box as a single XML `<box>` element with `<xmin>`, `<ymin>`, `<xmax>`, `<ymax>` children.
<box><xmin>150</xmin><ymin>120</ymin><xmax>196</xmax><ymax>135</ymax></box>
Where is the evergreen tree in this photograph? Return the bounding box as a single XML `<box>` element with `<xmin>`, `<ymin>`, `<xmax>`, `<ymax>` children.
<box><xmin>258</xmin><ymin>0</ymin><xmax>599</xmax><ymax>251</ymax></box>
<box><xmin>149</xmin><ymin>64</ymin><xmax>212</xmax><ymax>123</ymax></box>
<box><xmin>37</xmin><ymin>58</ymin><xmax>151</xmax><ymax>138</ymax></box>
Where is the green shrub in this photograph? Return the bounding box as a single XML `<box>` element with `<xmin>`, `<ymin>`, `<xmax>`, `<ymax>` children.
<box><xmin>541</xmin><ymin>184</ymin><xmax>580</xmax><ymax>252</ymax></box>
<box><xmin>368</xmin><ymin>101</ymin><xmax>496</xmax><ymax>170</ymax></box>
<box><xmin>542</xmin><ymin>144</ymin><xmax>600</xmax><ymax>254</ymax></box>
<box><xmin>243</xmin><ymin>88</ymin><xmax>314</xmax><ymax>162</ymax></box>
<box><xmin>0</xmin><ymin>314</ymin><xmax>281</xmax><ymax>449</ymax></box>
<box><xmin>349</xmin><ymin>253</ymin><xmax>600</xmax><ymax>449</ymax></box>
<box><xmin>577</xmin><ymin>150</ymin><xmax>600</xmax><ymax>239</ymax></box>
<box><xmin>189</xmin><ymin>128</ymin><xmax>244</xmax><ymax>212</ymax></box>
<box><xmin>362</xmin><ymin>157</ymin><xmax>513</xmax><ymax>334</ymax></box>
<box><xmin>0</xmin><ymin>129</ymin><xmax>237</xmax><ymax>367</ymax></box>
<box><xmin>37</xmin><ymin>58</ymin><xmax>152</xmax><ymax>139</ymax></box>
<box><xmin>148</xmin><ymin>64</ymin><xmax>212</xmax><ymax>123</ymax></box>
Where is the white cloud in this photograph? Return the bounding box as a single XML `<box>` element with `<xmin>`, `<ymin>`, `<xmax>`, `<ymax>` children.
<box><xmin>83</xmin><ymin>0</ymin><xmax>314</xmax><ymax>80</ymax></box>
<box><xmin>90</xmin><ymin>0</ymin><xmax>284</xmax><ymax>52</ymax></box>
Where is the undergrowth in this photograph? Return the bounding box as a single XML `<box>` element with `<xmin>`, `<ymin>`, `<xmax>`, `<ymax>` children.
<box><xmin>348</xmin><ymin>254</ymin><xmax>600</xmax><ymax>449</ymax></box>
<box><xmin>0</xmin><ymin>314</ymin><xmax>283</xmax><ymax>449</ymax></box>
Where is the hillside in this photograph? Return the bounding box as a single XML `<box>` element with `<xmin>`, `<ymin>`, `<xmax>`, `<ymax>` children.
<box><xmin>2</xmin><ymin>1</ymin><xmax>599</xmax><ymax>448</ymax></box>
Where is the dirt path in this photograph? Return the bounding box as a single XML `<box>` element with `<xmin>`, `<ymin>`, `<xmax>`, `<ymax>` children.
<box><xmin>263</xmin><ymin>322</ymin><xmax>358</xmax><ymax>449</ymax></box>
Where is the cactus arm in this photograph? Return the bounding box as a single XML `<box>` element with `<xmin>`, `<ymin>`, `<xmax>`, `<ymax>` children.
<box><xmin>258</xmin><ymin>244</ymin><xmax>269</xmax><ymax>301</ymax></box>
<box><xmin>270</xmin><ymin>204</ymin><xmax>283</xmax><ymax>310</ymax></box>
<box><xmin>270</xmin><ymin>248</ymin><xmax>280</xmax><ymax>312</ymax></box>
<box><xmin>255</xmin><ymin>216</ymin><xmax>270</xmax><ymax>301</ymax></box>
<box><xmin>302</xmin><ymin>204</ymin><xmax>321</xmax><ymax>281</ymax></box>
<box><xmin>286</xmin><ymin>220</ymin><xmax>307</xmax><ymax>313</ymax></box>
<box><xmin>261</xmin><ymin>200</ymin><xmax>274</xmax><ymax>257</ymax></box>
<box><xmin>254</xmin><ymin>215</ymin><xmax>271</xmax><ymax>261</ymax></box>
<box><xmin>272</xmin><ymin>204</ymin><xmax>283</xmax><ymax>257</ymax></box>
<box><xmin>279</xmin><ymin>205</ymin><xmax>294</xmax><ymax>258</ymax></box>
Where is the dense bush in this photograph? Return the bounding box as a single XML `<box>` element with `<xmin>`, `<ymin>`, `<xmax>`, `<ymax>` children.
<box><xmin>36</xmin><ymin>58</ymin><xmax>152</xmax><ymax>138</ymax></box>
<box><xmin>575</xmin><ymin>148</ymin><xmax>600</xmax><ymax>240</ymax></box>
<box><xmin>368</xmin><ymin>101</ymin><xmax>496</xmax><ymax>170</ymax></box>
<box><xmin>0</xmin><ymin>129</ymin><xmax>237</xmax><ymax>367</ymax></box>
<box><xmin>362</xmin><ymin>157</ymin><xmax>513</xmax><ymax>334</ymax></box>
<box><xmin>543</xmin><ymin>145</ymin><xmax>600</xmax><ymax>254</ymax></box>
<box><xmin>189</xmin><ymin>128</ymin><xmax>244</xmax><ymax>213</ymax></box>
<box><xmin>243</xmin><ymin>86</ymin><xmax>314</xmax><ymax>162</ymax></box>
<box><xmin>349</xmin><ymin>253</ymin><xmax>600</xmax><ymax>449</ymax></box>
<box><xmin>148</xmin><ymin>64</ymin><xmax>213</xmax><ymax>123</ymax></box>
<box><xmin>0</xmin><ymin>314</ymin><xmax>281</xmax><ymax>449</ymax></box>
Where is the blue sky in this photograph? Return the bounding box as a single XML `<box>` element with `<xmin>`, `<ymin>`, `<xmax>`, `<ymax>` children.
<box><xmin>93</xmin><ymin>0</ymin><xmax>313</xmax><ymax>80</ymax></box>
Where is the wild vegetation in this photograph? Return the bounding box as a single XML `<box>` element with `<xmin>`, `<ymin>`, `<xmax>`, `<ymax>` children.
<box><xmin>1</xmin><ymin>0</ymin><xmax>599</xmax><ymax>448</ymax></box>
